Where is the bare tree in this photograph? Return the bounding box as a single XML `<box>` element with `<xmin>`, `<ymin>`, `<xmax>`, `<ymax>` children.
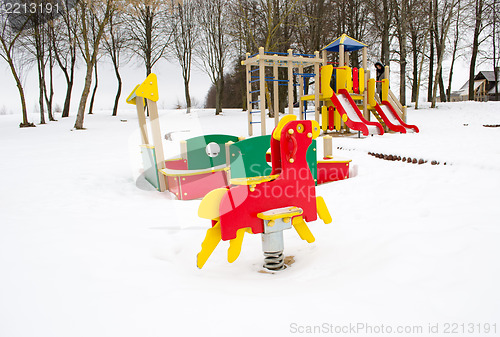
<box><xmin>103</xmin><ymin>7</ymin><xmax>128</xmax><ymax>116</ymax></box>
<box><xmin>393</xmin><ymin>0</ymin><xmax>409</xmax><ymax>105</ymax></box>
<box><xmin>171</xmin><ymin>0</ymin><xmax>197</xmax><ymax>113</ymax></box>
<box><xmin>446</xmin><ymin>0</ymin><xmax>462</xmax><ymax>101</ymax></box>
<box><xmin>124</xmin><ymin>0</ymin><xmax>172</xmax><ymax>76</ymax></box>
<box><xmin>368</xmin><ymin>0</ymin><xmax>393</xmax><ymax>64</ymax></box>
<box><xmin>195</xmin><ymin>0</ymin><xmax>232</xmax><ymax>115</ymax></box>
<box><xmin>52</xmin><ymin>0</ymin><xmax>78</xmax><ymax>118</ymax></box>
<box><xmin>73</xmin><ymin>0</ymin><xmax>114</xmax><ymax>129</ymax></box>
<box><xmin>468</xmin><ymin>0</ymin><xmax>486</xmax><ymax>100</ymax></box>
<box><xmin>431</xmin><ymin>0</ymin><xmax>459</xmax><ymax>108</ymax></box>
<box><xmin>0</xmin><ymin>10</ymin><xmax>33</xmax><ymax>127</ymax></box>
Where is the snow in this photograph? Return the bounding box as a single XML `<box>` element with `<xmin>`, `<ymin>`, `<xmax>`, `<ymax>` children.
<box><xmin>1</xmin><ymin>101</ymin><xmax>499</xmax><ymax>337</ymax></box>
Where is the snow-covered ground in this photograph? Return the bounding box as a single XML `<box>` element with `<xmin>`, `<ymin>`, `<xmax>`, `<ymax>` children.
<box><xmin>1</xmin><ymin>101</ymin><xmax>499</xmax><ymax>337</ymax></box>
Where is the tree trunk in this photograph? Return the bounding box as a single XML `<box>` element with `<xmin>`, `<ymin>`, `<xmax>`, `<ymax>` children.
<box><xmin>469</xmin><ymin>0</ymin><xmax>483</xmax><ymax>100</ymax></box>
<box><xmin>62</xmin><ymin>78</ymin><xmax>74</xmax><ymax>118</ymax></box>
<box><xmin>112</xmin><ymin>65</ymin><xmax>122</xmax><ymax>117</ymax></box>
<box><xmin>74</xmin><ymin>64</ymin><xmax>94</xmax><ymax>129</ymax></box>
<box><xmin>184</xmin><ymin>78</ymin><xmax>191</xmax><ymax>114</ymax></box>
<box><xmin>88</xmin><ymin>63</ymin><xmax>98</xmax><ymax>114</ymax></box>
<box><xmin>428</xmin><ymin>31</ymin><xmax>434</xmax><ymax>101</ymax></box>
<box><xmin>7</xmin><ymin>58</ymin><xmax>32</xmax><ymax>127</ymax></box>
<box><xmin>215</xmin><ymin>77</ymin><xmax>224</xmax><ymax>115</ymax></box>
<box><xmin>411</xmin><ymin>32</ymin><xmax>419</xmax><ymax>102</ymax></box>
<box><xmin>45</xmin><ymin>49</ymin><xmax>56</xmax><ymax>121</ymax></box>
<box><xmin>38</xmin><ymin>62</ymin><xmax>46</xmax><ymax>125</ymax></box>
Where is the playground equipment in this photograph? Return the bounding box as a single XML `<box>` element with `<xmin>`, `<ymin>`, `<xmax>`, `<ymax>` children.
<box><xmin>126</xmin><ymin>74</ymin><xmax>242</xmax><ymax>200</ymax></box>
<box><xmin>242</xmin><ymin>48</ymin><xmax>324</xmax><ymax>136</ymax></box>
<box><xmin>196</xmin><ymin>115</ymin><xmax>332</xmax><ymax>270</ymax></box>
<box><xmin>243</xmin><ymin>34</ymin><xmax>418</xmax><ymax>136</ymax></box>
<box><xmin>127</xmin><ymin>74</ymin><xmax>352</xmax><ymax>201</ymax></box>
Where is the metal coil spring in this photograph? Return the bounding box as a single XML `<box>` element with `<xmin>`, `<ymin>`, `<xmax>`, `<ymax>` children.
<box><xmin>263</xmin><ymin>251</ymin><xmax>285</xmax><ymax>271</ymax></box>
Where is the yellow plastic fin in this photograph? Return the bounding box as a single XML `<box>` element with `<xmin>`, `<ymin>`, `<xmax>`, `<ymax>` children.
<box><xmin>228</xmin><ymin>228</ymin><xmax>247</xmax><ymax>263</ymax></box>
<box><xmin>198</xmin><ymin>188</ymin><xmax>229</xmax><ymax>219</ymax></box>
<box><xmin>126</xmin><ymin>84</ymin><xmax>141</xmax><ymax>105</ymax></box>
<box><xmin>273</xmin><ymin>114</ymin><xmax>297</xmax><ymax>141</ymax></box>
<box><xmin>311</xmin><ymin>120</ymin><xmax>321</xmax><ymax>139</ymax></box>
<box><xmin>316</xmin><ymin>196</ymin><xmax>332</xmax><ymax>224</ymax></box>
<box><xmin>197</xmin><ymin>221</ymin><xmax>222</xmax><ymax>269</ymax></box>
<box><xmin>321</xmin><ymin>106</ymin><xmax>328</xmax><ymax>131</ymax></box>
<box><xmin>292</xmin><ymin>216</ymin><xmax>315</xmax><ymax>243</ymax></box>
<box><xmin>135</xmin><ymin>73</ymin><xmax>159</xmax><ymax>102</ymax></box>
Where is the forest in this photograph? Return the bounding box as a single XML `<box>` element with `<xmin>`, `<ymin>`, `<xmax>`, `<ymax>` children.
<box><xmin>0</xmin><ymin>0</ymin><xmax>498</xmax><ymax>129</ymax></box>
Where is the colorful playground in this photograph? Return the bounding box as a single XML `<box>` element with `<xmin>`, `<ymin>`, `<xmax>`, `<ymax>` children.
<box><xmin>125</xmin><ymin>35</ymin><xmax>424</xmax><ymax>270</ymax></box>
<box><xmin>1</xmin><ymin>33</ymin><xmax>499</xmax><ymax>337</ymax></box>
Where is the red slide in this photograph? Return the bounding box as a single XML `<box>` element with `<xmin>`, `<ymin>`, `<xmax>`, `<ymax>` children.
<box><xmin>374</xmin><ymin>101</ymin><xmax>419</xmax><ymax>133</ymax></box>
<box><xmin>330</xmin><ymin>89</ymin><xmax>384</xmax><ymax>136</ymax></box>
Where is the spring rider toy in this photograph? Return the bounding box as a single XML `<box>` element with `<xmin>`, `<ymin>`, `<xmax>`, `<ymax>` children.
<box><xmin>197</xmin><ymin>115</ymin><xmax>332</xmax><ymax>270</ymax></box>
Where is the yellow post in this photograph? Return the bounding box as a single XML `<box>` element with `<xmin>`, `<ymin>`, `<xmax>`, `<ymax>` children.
<box><xmin>381</xmin><ymin>78</ymin><xmax>389</xmax><ymax>101</ymax></box>
<box><xmin>336</xmin><ymin>67</ymin><xmax>347</xmax><ymax>91</ymax></box>
<box><xmin>346</xmin><ymin>67</ymin><xmax>353</xmax><ymax>93</ymax></box>
<box><xmin>368</xmin><ymin>78</ymin><xmax>376</xmax><ymax>107</ymax></box>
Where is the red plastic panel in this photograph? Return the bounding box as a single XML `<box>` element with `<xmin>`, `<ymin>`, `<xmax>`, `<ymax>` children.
<box><xmin>164</xmin><ymin>159</ymin><xmax>188</xmax><ymax>170</ymax></box>
<box><xmin>178</xmin><ymin>171</ymin><xmax>229</xmax><ymax>200</ymax></box>
<box><xmin>328</xmin><ymin>106</ymin><xmax>335</xmax><ymax>131</ymax></box>
<box><xmin>352</xmin><ymin>67</ymin><xmax>359</xmax><ymax>94</ymax></box>
<box><xmin>317</xmin><ymin>161</ymin><xmax>349</xmax><ymax>184</ymax></box>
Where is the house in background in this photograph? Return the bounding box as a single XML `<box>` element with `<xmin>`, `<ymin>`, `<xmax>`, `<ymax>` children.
<box><xmin>451</xmin><ymin>70</ymin><xmax>499</xmax><ymax>102</ymax></box>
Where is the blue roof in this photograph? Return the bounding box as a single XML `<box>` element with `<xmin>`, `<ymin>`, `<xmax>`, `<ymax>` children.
<box><xmin>323</xmin><ymin>34</ymin><xmax>367</xmax><ymax>52</ymax></box>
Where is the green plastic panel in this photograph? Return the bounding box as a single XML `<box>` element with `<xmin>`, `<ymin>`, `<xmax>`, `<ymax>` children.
<box><xmin>230</xmin><ymin>135</ymin><xmax>272</xmax><ymax>179</ymax></box>
<box><xmin>229</xmin><ymin>136</ymin><xmax>318</xmax><ymax>183</ymax></box>
<box><xmin>308</xmin><ymin>140</ymin><xmax>318</xmax><ymax>185</ymax></box>
<box><xmin>185</xmin><ymin>134</ymin><xmax>239</xmax><ymax>170</ymax></box>
<box><xmin>141</xmin><ymin>146</ymin><xmax>160</xmax><ymax>190</ymax></box>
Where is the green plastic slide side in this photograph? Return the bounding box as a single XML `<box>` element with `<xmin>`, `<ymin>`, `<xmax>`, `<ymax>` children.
<box><xmin>185</xmin><ymin>134</ymin><xmax>239</xmax><ymax>170</ymax></box>
<box><xmin>230</xmin><ymin>135</ymin><xmax>272</xmax><ymax>179</ymax></box>
<box><xmin>141</xmin><ymin>146</ymin><xmax>160</xmax><ymax>191</ymax></box>
<box><xmin>229</xmin><ymin>136</ymin><xmax>318</xmax><ymax>183</ymax></box>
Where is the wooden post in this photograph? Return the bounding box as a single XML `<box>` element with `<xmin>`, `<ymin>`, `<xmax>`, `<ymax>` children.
<box><xmin>322</xmin><ymin>50</ymin><xmax>327</xmax><ymax>66</ymax></box>
<box><xmin>245</xmin><ymin>52</ymin><xmax>252</xmax><ymax>136</ymax></box>
<box><xmin>180</xmin><ymin>140</ymin><xmax>187</xmax><ymax>160</ymax></box>
<box><xmin>135</xmin><ymin>98</ymin><xmax>149</xmax><ymax>145</ymax></box>
<box><xmin>345</xmin><ymin>51</ymin><xmax>350</xmax><ymax>67</ymax></box>
<box><xmin>259</xmin><ymin>47</ymin><xmax>266</xmax><ymax>135</ymax></box>
<box><xmin>339</xmin><ymin>44</ymin><xmax>345</xmax><ymax>66</ymax></box>
<box><xmin>362</xmin><ymin>47</ymin><xmax>367</xmax><ymax>71</ymax></box>
<box><xmin>362</xmin><ymin>47</ymin><xmax>368</xmax><ymax>118</ymax></box>
<box><xmin>323</xmin><ymin>135</ymin><xmax>332</xmax><ymax>158</ymax></box>
<box><xmin>225</xmin><ymin>141</ymin><xmax>234</xmax><ymax>183</ymax></box>
<box><xmin>314</xmin><ymin>51</ymin><xmax>320</xmax><ymax>123</ymax></box>
<box><xmin>146</xmin><ymin>99</ymin><xmax>167</xmax><ymax>192</ymax></box>
<box><xmin>364</xmin><ymin>69</ymin><xmax>371</xmax><ymax>120</ymax></box>
<box><xmin>384</xmin><ymin>65</ymin><xmax>390</xmax><ymax>82</ymax></box>
<box><xmin>298</xmin><ymin>62</ymin><xmax>304</xmax><ymax>120</ymax></box>
<box><xmin>287</xmin><ymin>49</ymin><xmax>294</xmax><ymax>115</ymax></box>
<box><xmin>273</xmin><ymin>59</ymin><xmax>279</xmax><ymax>126</ymax></box>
